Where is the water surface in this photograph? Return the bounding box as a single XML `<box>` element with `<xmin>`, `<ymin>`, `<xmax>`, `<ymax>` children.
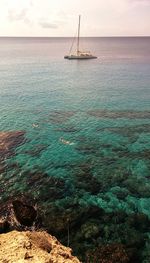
<box><xmin>0</xmin><ymin>37</ymin><xmax>150</xmax><ymax>261</ymax></box>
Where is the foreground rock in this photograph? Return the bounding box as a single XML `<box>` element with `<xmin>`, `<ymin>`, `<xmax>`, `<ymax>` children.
<box><xmin>12</xmin><ymin>199</ymin><xmax>37</xmax><ymax>227</ymax></box>
<box><xmin>0</xmin><ymin>230</ymin><xmax>81</xmax><ymax>263</ymax></box>
<box><xmin>0</xmin><ymin>196</ymin><xmax>39</xmax><ymax>232</ymax></box>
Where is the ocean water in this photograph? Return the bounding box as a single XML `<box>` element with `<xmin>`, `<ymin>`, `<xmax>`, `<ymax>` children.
<box><xmin>0</xmin><ymin>37</ymin><xmax>150</xmax><ymax>261</ymax></box>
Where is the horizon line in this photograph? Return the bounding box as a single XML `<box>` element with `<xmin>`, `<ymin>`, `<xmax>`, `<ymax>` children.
<box><xmin>0</xmin><ymin>35</ymin><xmax>150</xmax><ymax>38</ymax></box>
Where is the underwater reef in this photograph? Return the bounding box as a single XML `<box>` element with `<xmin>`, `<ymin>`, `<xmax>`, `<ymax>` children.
<box><xmin>0</xmin><ymin>110</ymin><xmax>150</xmax><ymax>262</ymax></box>
<box><xmin>0</xmin><ymin>131</ymin><xmax>26</xmax><ymax>161</ymax></box>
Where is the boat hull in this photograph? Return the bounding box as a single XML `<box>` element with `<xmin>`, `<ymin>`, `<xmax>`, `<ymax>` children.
<box><xmin>64</xmin><ymin>55</ymin><xmax>97</xmax><ymax>60</ymax></box>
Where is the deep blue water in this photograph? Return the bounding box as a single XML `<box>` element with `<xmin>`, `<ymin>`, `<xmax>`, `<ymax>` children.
<box><xmin>0</xmin><ymin>37</ymin><xmax>150</xmax><ymax>261</ymax></box>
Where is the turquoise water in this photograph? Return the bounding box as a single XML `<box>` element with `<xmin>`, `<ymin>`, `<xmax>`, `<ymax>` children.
<box><xmin>0</xmin><ymin>37</ymin><xmax>150</xmax><ymax>261</ymax></box>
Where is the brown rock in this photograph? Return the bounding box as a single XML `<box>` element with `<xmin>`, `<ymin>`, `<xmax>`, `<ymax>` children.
<box><xmin>0</xmin><ymin>230</ymin><xmax>81</xmax><ymax>263</ymax></box>
<box><xmin>24</xmin><ymin>252</ymin><xmax>33</xmax><ymax>259</ymax></box>
<box><xmin>12</xmin><ymin>200</ymin><xmax>37</xmax><ymax>227</ymax></box>
<box><xmin>0</xmin><ymin>218</ymin><xmax>10</xmax><ymax>233</ymax></box>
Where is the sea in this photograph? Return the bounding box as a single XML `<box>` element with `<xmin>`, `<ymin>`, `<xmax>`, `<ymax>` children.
<box><xmin>0</xmin><ymin>37</ymin><xmax>150</xmax><ymax>262</ymax></box>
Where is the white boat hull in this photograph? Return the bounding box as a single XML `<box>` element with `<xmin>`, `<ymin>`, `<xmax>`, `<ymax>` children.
<box><xmin>64</xmin><ymin>55</ymin><xmax>97</xmax><ymax>60</ymax></box>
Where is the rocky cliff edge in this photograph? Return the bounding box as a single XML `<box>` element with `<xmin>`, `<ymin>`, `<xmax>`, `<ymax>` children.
<box><xmin>0</xmin><ymin>230</ymin><xmax>81</xmax><ymax>263</ymax></box>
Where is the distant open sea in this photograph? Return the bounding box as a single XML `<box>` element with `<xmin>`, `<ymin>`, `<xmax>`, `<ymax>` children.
<box><xmin>0</xmin><ymin>37</ymin><xmax>150</xmax><ymax>262</ymax></box>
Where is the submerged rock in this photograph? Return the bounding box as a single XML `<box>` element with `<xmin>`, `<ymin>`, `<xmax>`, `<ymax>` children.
<box><xmin>86</xmin><ymin>243</ymin><xmax>131</xmax><ymax>263</ymax></box>
<box><xmin>43</xmin><ymin>205</ymin><xmax>104</xmax><ymax>235</ymax></box>
<box><xmin>74</xmin><ymin>165</ymin><xmax>102</xmax><ymax>194</ymax></box>
<box><xmin>0</xmin><ymin>130</ymin><xmax>26</xmax><ymax>161</ymax></box>
<box><xmin>80</xmin><ymin>221</ymin><xmax>100</xmax><ymax>239</ymax></box>
<box><xmin>27</xmin><ymin>172</ymin><xmax>66</xmax><ymax>201</ymax></box>
<box><xmin>0</xmin><ymin>230</ymin><xmax>81</xmax><ymax>263</ymax></box>
<box><xmin>96</xmin><ymin>124</ymin><xmax>150</xmax><ymax>136</ymax></box>
<box><xmin>87</xmin><ymin>110</ymin><xmax>150</xmax><ymax>119</ymax></box>
<box><xmin>24</xmin><ymin>144</ymin><xmax>47</xmax><ymax>157</ymax></box>
<box><xmin>46</xmin><ymin>110</ymin><xmax>75</xmax><ymax>124</ymax></box>
<box><xmin>55</xmin><ymin>126</ymin><xmax>80</xmax><ymax>133</ymax></box>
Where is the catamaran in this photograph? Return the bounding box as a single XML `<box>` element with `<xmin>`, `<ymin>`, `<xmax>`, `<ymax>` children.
<box><xmin>64</xmin><ymin>15</ymin><xmax>97</xmax><ymax>60</ymax></box>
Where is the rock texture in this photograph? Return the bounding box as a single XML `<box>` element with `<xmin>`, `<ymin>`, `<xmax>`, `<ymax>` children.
<box><xmin>0</xmin><ymin>230</ymin><xmax>81</xmax><ymax>263</ymax></box>
<box><xmin>12</xmin><ymin>200</ymin><xmax>37</xmax><ymax>227</ymax></box>
<box><xmin>0</xmin><ymin>195</ymin><xmax>39</xmax><ymax>232</ymax></box>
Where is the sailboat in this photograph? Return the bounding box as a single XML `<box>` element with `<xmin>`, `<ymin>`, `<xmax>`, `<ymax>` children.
<box><xmin>64</xmin><ymin>15</ymin><xmax>97</xmax><ymax>60</ymax></box>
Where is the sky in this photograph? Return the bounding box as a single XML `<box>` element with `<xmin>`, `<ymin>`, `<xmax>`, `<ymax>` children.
<box><xmin>0</xmin><ymin>0</ymin><xmax>149</xmax><ymax>36</ymax></box>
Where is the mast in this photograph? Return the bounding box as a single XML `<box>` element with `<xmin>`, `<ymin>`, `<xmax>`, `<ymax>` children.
<box><xmin>77</xmin><ymin>15</ymin><xmax>81</xmax><ymax>55</ymax></box>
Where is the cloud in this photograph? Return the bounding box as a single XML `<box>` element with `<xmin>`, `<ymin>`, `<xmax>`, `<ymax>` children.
<box><xmin>128</xmin><ymin>0</ymin><xmax>150</xmax><ymax>3</ymax></box>
<box><xmin>8</xmin><ymin>8</ymin><xmax>31</xmax><ymax>24</ymax></box>
<box><xmin>8</xmin><ymin>8</ymin><xmax>27</xmax><ymax>21</ymax></box>
<box><xmin>39</xmin><ymin>21</ymin><xmax>58</xmax><ymax>29</ymax></box>
<box><xmin>133</xmin><ymin>0</ymin><xmax>150</xmax><ymax>1</ymax></box>
<box><xmin>30</xmin><ymin>0</ymin><xmax>34</xmax><ymax>7</ymax></box>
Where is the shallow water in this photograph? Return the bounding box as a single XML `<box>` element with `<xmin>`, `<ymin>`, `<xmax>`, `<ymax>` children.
<box><xmin>0</xmin><ymin>37</ymin><xmax>150</xmax><ymax>261</ymax></box>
